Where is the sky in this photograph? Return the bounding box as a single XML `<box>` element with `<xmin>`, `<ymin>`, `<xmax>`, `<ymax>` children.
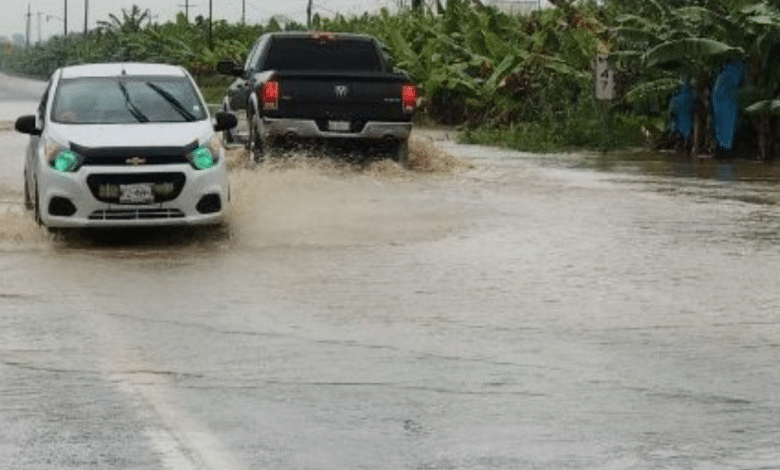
<box><xmin>2</xmin><ymin>0</ymin><xmax>553</xmax><ymax>44</ymax></box>
<box><xmin>1</xmin><ymin>0</ymin><xmax>395</xmax><ymax>42</ymax></box>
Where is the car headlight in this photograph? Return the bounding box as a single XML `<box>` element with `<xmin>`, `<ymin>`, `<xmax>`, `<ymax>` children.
<box><xmin>45</xmin><ymin>143</ymin><xmax>84</xmax><ymax>173</ymax></box>
<box><xmin>187</xmin><ymin>137</ymin><xmax>221</xmax><ymax>170</ymax></box>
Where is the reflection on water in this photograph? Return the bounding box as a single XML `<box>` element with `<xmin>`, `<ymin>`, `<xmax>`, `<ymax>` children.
<box><xmin>586</xmin><ymin>150</ymin><xmax>780</xmax><ymax>184</ymax></box>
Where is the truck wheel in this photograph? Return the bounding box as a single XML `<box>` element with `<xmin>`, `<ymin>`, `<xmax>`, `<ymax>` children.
<box><xmin>248</xmin><ymin>121</ymin><xmax>264</xmax><ymax>163</ymax></box>
<box><xmin>222</xmin><ymin>104</ymin><xmax>236</xmax><ymax>145</ymax></box>
<box><xmin>391</xmin><ymin>139</ymin><xmax>409</xmax><ymax>168</ymax></box>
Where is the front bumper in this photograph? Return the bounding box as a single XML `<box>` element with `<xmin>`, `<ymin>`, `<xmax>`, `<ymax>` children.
<box><xmin>38</xmin><ymin>162</ymin><xmax>229</xmax><ymax>228</ymax></box>
<box><xmin>259</xmin><ymin>117</ymin><xmax>413</xmax><ymax>141</ymax></box>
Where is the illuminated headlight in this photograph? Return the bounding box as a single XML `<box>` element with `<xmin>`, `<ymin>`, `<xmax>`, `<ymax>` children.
<box><xmin>46</xmin><ymin>144</ymin><xmax>83</xmax><ymax>172</ymax></box>
<box><xmin>187</xmin><ymin>137</ymin><xmax>221</xmax><ymax>170</ymax></box>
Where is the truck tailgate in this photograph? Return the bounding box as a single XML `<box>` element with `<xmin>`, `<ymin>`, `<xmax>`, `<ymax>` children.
<box><xmin>268</xmin><ymin>71</ymin><xmax>412</xmax><ymax>122</ymax></box>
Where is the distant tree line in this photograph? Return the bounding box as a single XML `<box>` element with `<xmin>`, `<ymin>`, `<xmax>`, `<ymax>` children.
<box><xmin>2</xmin><ymin>1</ymin><xmax>779</xmax><ymax>156</ymax></box>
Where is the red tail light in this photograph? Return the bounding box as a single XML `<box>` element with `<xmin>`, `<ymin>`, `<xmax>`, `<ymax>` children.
<box><xmin>402</xmin><ymin>84</ymin><xmax>417</xmax><ymax>113</ymax></box>
<box><xmin>261</xmin><ymin>81</ymin><xmax>279</xmax><ymax>111</ymax></box>
<box><xmin>311</xmin><ymin>32</ymin><xmax>334</xmax><ymax>43</ymax></box>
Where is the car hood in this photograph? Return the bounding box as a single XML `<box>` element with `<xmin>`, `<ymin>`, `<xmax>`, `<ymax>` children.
<box><xmin>46</xmin><ymin>121</ymin><xmax>214</xmax><ymax>149</ymax></box>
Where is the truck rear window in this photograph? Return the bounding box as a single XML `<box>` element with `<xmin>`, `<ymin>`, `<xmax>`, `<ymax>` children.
<box><xmin>262</xmin><ymin>37</ymin><xmax>382</xmax><ymax>72</ymax></box>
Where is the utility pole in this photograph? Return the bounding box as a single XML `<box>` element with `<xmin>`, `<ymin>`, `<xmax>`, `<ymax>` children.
<box><xmin>25</xmin><ymin>4</ymin><xmax>31</xmax><ymax>47</ymax></box>
<box><xmin>179</xmin><ymin>0</ymin><xmax>198</xmax><ymax>21</ymax></box>
<box><xmin>64</xmin><ymin>0</ymin><xmax>68</xmax><ymax>36</ymax></box>
<box><xmin>208</xmin><ymin>0</ymin><xmax>212</xmax><ymax>50</ymax></box>
<box><xmin>242</xmin><ymin>0</ymin><xmax>245</xmax><ymax>24</ymax></box>
<box><xmin>84</xmin><ymin>0</ymin><xmax>88</xmax><ymax>34</ymax></box>
<box><xmin>307</xmin><ymin>0</ymin><xmax>312</xmax><ymax>28</ymax></box>
<box><xmin>37</xmin><ymin>12</ymin><xmax>42</xmax><ymax>43</ymax></box>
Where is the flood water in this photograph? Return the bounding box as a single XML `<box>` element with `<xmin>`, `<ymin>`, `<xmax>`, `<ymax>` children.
<box><xmin>2</xmin><ymin>74</ymin><xmax>780</xmax><ymax>470</ymax></box>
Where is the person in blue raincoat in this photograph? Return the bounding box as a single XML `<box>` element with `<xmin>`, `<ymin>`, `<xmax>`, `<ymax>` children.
<box><xmin>669</xmin><ymin>82</ymin><xmax>695</xmax><ymax>148</ymax></box>
<box><xmin>711</xmin><ymin>61</ymin><xmax>747</xmax><ymax>152</ymax></box>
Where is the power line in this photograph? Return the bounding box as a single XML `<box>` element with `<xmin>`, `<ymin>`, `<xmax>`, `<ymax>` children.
<box><xmin>178</xmin><ymin>0</ymin><xmax>198</xmax><ymax>21</ymax></box>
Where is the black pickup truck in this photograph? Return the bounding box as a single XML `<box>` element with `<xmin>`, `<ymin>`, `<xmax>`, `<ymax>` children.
<box><xmin>216</xmin><ymin>32</ymin><xmax>417</xmax><ymax>165</ymax></box>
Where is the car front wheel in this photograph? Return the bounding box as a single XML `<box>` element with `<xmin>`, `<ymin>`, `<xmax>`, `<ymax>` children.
<box><xmin>23</xmin><ymin>172</ymin><xmax>34</xmax><ymax>211</ymax></box>
<box><xmin>33</xmin><ymin>182</ymin><xmax>42</xmax><ymax>226</ymax></box>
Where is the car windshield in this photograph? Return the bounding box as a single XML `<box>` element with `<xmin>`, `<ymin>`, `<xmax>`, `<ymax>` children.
<box><xmin>51</xmin><ymin>76</ymin><xmax>208</xmax><ymax>124</ymax></box>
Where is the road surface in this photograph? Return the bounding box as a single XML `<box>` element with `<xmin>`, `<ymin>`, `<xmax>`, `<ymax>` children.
<box><xmin>2</xmin><ymin>72</ymin><xmax>780</xmax><ymax>470</ymax></box>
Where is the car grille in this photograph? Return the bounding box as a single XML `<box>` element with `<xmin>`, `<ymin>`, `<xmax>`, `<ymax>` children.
<box><xmin>86</xmin><ymin>173</ymin><xmax>186</xmax><ymax>204</ymax></box>
<box><xmin>88</xmin><ymin>209</ymin><xmax>186</xmax><ymax>220</ymax></box>
<box><xmin>71</xmin><ymin>142</ymin><xmax>196</xmax><ymax>166</ymax></box>
<box><xmin>83</xmin><ymin>154</ymin><xmax>189</xmax><ymax>165</ymax></box>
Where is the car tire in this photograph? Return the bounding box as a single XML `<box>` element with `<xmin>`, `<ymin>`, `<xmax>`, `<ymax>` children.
<box><xmin>391</xmin><ymin>139</ymin><xmax>409</xmax><ymax>168</ymax></box>
<box><xmin>222</xmin><ymin>104</ymin><xmax>236</xmax><ymax>145</ymax></box>
<box><xmin>248</xmin><ymin>119</ymin><xmax>264</xmax><ymax>163</ymax></box>
<box><xmin>23</xmin><ymin>172</ymin><xmax>34</xmax><ymax>211</ymax></box>
<box><xmin>33</xmin><ymin>182</ymin><xmax>42</xmax><ymax>226</ymax></box>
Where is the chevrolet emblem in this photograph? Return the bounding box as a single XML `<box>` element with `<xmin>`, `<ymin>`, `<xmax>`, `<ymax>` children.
<box><xmin>125</xmin><ymin>156</ymin><xmax>147</xmax><ymax>166</ymax></box>
<box><xmin>334</xmin><ymin>85</ymin><xmax>349</xmax><ymax>97</ymax></box>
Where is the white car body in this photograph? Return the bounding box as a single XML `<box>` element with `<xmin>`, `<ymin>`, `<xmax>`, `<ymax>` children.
<box><xmin>18</xmin><ymin>62</ymin><xmax>235</xmax><ymax>228</ymax></box>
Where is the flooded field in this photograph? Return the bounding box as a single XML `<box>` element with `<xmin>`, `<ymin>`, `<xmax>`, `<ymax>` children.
<box><xmin>3</xmin><ymin>79</ymin><xmax>780</xmax><ymax>470</ymax></box>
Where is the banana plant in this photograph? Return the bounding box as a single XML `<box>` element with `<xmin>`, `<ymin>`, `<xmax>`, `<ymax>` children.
<box><xmin>735</xmin><ymin>3</ymin><xmax>780</xmax><ymax>159</ymax></box>
<box><xmin>97</xmin><ymin>5</ymin><xmax>151</xmax><ymax>35</ymax></box>
<box><xmin>613</xmin><ymin>1</ymin><xmax>749</xmax><ymax>156</ymax></box>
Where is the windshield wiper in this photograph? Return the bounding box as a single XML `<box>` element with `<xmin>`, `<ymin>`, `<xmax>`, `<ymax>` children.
<box><xmin>145</xmin><ymin>82</ymin><xmax>198</xmax><ymax>122</ymax></box>
<box><xmin>118</xmin><ymin>80</ymin><xmax>149</xmax><ymax>123</ymax></box>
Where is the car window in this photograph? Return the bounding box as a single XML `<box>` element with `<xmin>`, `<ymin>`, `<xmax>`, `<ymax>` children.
<box><xmin>50</xmin><ymin>76</ymin><xmax>208</xmax><ymax>124</ymax></box>
<box><xmin>262</xmin><ymin>37</ymin><xmax>383</xmax><ymax>72</ymax></box>
<box><xmin>244</xmin><ymin>37</ymin><xmax>263</xmax><ymax>72</ymax></box>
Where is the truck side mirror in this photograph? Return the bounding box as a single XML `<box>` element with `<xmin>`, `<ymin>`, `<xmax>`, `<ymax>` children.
<box><xmin>216</xmin><ymin>59</ymin><xmax>243</xmax><ymax>77</ymax></box>
<box><xmin>15</xmin><ymin>115</ymin><xmax>41</xmax><ymax>136</ymax></box>
<box><xmin>214</xmin><ymin>112</ymin><xmax>238</xmax><ymax>132</ymax></box>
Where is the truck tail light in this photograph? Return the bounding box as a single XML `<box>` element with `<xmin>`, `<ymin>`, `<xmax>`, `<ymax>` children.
<box><xmin>402</xmin><ymin>84</ymin><xmax>417</xmax><ymax>113</ymax></box>
<box><xmin>311</xmin><ymin>32</ymin><xmax>334</xmax><ymax>43</ymax></box>
<box><xmin>261</xmin><ymin>81</ymin><xmax>279</xmax><ymax>111</ymax></box>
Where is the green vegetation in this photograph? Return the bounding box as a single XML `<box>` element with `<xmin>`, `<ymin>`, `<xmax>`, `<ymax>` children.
<box><xmin>0</xmin><ymin>6</ymin><xmax>294</xmax><ymax>77</ymax></box>
<box><xmin>2</xmin><ymin>1</ymin><xmax>780</xmax><ymax>157</ymax></box>
<box><xmin>609</xmin><ymin>0</ymin><xmax>780</xmax><ymax>158</ymax></box>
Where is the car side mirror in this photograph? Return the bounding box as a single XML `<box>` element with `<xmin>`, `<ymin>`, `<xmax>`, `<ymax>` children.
<box><xmin>15</xmin><ymin>115</ymin><xmax>41</xmax><ymax>136</ymax></box>
<box><xmin>216</xmin><ymin>59</ymin><xmax>243</xmax><ymax>77</ymax></box>
<box><xmin>214</xmin><ymin>112</ymin><xmax>238</xmax><ymax>132</ymax></box>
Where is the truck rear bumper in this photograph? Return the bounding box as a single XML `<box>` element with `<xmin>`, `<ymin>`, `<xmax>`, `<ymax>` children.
<box><xmin>260</xmin><ymin>117</ymin><xmax>412</xmax><ymax>141</ymax></box>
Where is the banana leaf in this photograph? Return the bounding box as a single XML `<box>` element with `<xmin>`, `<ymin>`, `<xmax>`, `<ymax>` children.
<box><xmin>625</xmin><ymin>77</ymin><xmax>682</xmax><ymax>103</ymax></box>
<box><xmin>611</xmin><ymin>27</ymin><xmax>663</xmax><ymax>47</ymax></box>
<box><xmin>645</xmin><ymin>38</ymin><xmax>744</xmax><ymax>69</ymax></box>
<box><xmin>484</xmin><ymin>55</ymin><xmax>517</xmax><ymax>91</ymax></box>
<box><xmin>744</xmin><ymin>99</ymin><xmax>780</xmax><ymax>115</ymax></box>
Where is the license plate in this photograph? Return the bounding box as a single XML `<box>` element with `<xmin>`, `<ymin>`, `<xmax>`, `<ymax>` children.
<box><xmin>119</xmin><ymin>184</ymin><xmax>154</xmax><ymax>204</ymax></box>
<box><xmin>327</xmin><ymin>120</ymin><xmax>351</xmax><ymax>132</ymax></box>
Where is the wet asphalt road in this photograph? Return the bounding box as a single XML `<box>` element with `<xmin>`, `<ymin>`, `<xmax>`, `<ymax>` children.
<box><xmin>2</xmin><ymin>72</ymin><xmax>780</xmax><ymax>470</ymax></box>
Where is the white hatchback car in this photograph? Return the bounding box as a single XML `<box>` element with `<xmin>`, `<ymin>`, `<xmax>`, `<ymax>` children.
<box><xmin>15</xmin><ymin>62</ymin><xmax>237</xmax><ymax>229</ymax></box>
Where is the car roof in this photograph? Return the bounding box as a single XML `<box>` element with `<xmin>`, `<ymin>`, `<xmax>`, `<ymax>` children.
<box><xmin>266</xmin><ymin>31</ymin><xmax>376</xmax><ymax>41</ymax></box>
<box><xmin>58</xmin><ymin>63</ymin><xmax>188</xmax><ymax>79</ymax></box>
